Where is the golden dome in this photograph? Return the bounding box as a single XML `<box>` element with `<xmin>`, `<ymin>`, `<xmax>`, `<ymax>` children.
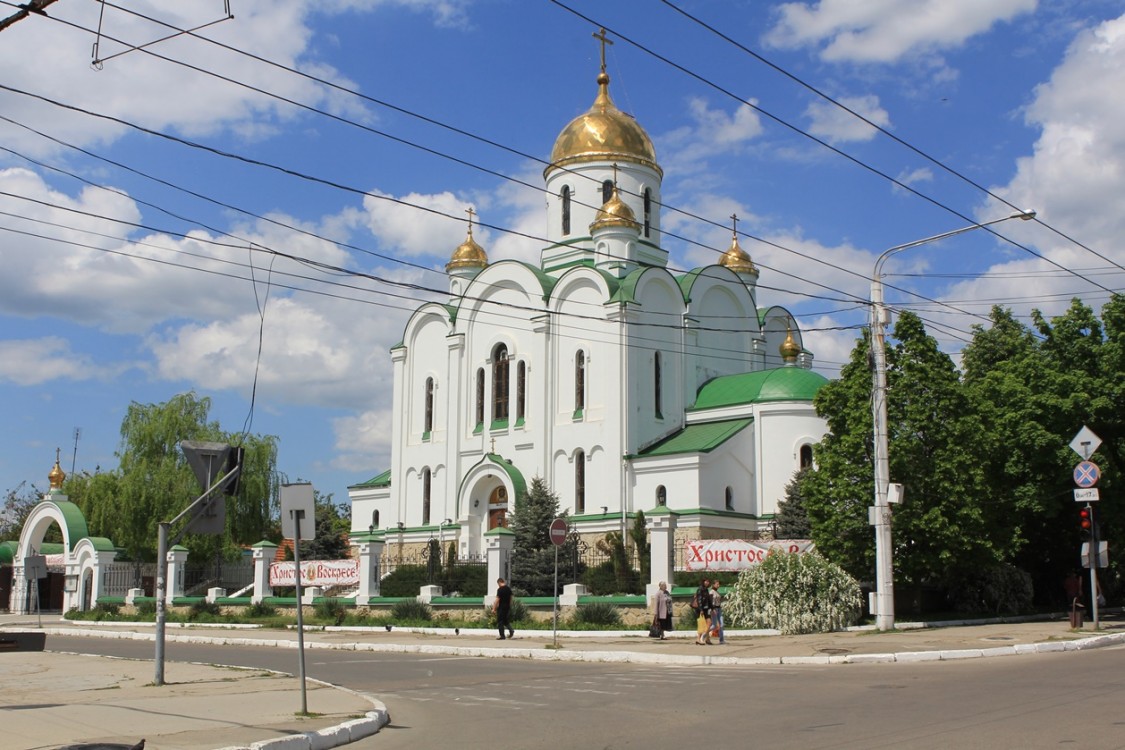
<box><xmin>546</xmin><ymin>72</ymin><xmax>660</xmax><ymax>177</ymax></box>
<box><xmin>49</xmin><ymin>450</ymin><xmax>65</xmax><ymax>490</ymax></box>
<box><xmin>590</xmin><ymin>183</ymin><xmax>639</xmax><ymax>232</ymax></box>
<box><xmin>779</xmin><ymin>327</ymin><xmax>801</xmax><ymax>363</ymax></box>
<box><xmin>719</xmin><ymin>231</ymin><xmax>758</xmax><ymax>276</ymax></box>
<box><xmin>446</xmin><ymin>215</ymin><xmax>488</xmax><ymax>272</ymax></box>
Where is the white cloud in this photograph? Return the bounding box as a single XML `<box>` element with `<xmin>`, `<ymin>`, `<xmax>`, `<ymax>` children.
<box><xmin>0</xmin><ymin>337</ymin><xmax>125</xmax><ymax>385</ymax></box>
<box><xmin>659</xmin><ymin>99</ymin><xmax>763</xmax><ymax>174</ymax></box>
<box><xmin>767</xmin><ymin>0</ymin><xmax>1036</xmax><ymax>63</ymax></box>
<box><xmin>981</xmin><ymin>13</ymin><xmax>1125</xmax><ymax>316</ymax></box>
<box><xmin>360</xmin><ymin>189</ymin><xmax>478</xmax><ymax>259</ymax></box>
<box><xmin>332</xmin><ymin>407</ymin><xmax>394</xmax><ymax>473</ymax></box>
<box><xmin>804</xmin><ymin>95</ymin><xmax>890</xmax><ymax>143</ymax></box>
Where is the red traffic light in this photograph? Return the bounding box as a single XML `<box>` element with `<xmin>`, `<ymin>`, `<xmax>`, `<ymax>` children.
<box><xmin>1079</xmin><ymin>508</ymin><xmax>1092</xmax><ymax>530</ymax></box>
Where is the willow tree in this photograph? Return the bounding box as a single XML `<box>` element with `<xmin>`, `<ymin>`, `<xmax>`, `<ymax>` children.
<box><xmin>65</xmin><ymin>392</ymin><xmax>279</xmax><ymax>562</ymax></box>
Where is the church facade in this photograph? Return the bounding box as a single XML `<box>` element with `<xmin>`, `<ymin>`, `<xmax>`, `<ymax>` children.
<box><xmin>349</xmin><ymin>47</ymin><xmax>829</xmax><ymax>557</ymax></box>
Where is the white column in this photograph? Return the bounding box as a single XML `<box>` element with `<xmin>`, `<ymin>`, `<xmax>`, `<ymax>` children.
<box><xmin>484</xmin><ymin>527</ymin><xmax>515</xmax><ymax>607</ymax></box>
<box><xmin>355</xmin><ymin>537</ymin><xmax>385</xmax><ymax>605</ymax></box>
<box><xmin>166</xmin><ymin>545</ymin><xmax>189</xmax><ymax>604</ymax></box>
<box><xmin>251</xmin><ymin>542</ymin><xmax>278</xmax><ymax>604</ymax></box>
<box><xmin>645</xmin><ymin>507</ymin><xmax>676</xmax><ymax>598</ymax></box>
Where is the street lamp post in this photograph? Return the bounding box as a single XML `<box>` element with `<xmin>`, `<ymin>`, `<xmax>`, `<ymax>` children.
<box><xmin>870</xmin><ymin>210</ymin><xmax>1035</xmax><ymax>631</ymax></box>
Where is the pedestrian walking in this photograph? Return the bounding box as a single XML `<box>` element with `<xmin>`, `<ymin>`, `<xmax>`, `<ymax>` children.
<box><xmin>694</xmin><ymin>578</ymin><xmax>712</xmax><ymax>645</ymax></box>
<box><xmin>654</xmin><ymin>581</ymin><xmax>674</xmax><ymax>639</ymax></box>
<box><xmin>493</xmin><ymin>577</ymin><xmax>514</xmax><ymax>640</ymax></box>
<box><xmin>710</xmin><ymin>579</ymin><xmax>725</xmax><ymax>644</ymax></box>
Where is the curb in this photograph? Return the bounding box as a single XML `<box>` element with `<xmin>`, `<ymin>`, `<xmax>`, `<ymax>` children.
<box><xmin>41</xmin><ymin>626</ymin><xmax>1125</xmax><ymax>667</ymax></box>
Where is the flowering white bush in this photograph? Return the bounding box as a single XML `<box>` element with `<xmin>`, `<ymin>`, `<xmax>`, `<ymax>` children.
<box><xmin>724</xmin><ymin>550</ymin><xmax>862</xmax><ymax>635</ymax></box>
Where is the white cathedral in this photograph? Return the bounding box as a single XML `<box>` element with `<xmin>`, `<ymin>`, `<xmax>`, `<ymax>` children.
<box><xmin>349</xmin><ymin>42</ymin><xmax>829</xmax><ymax>556</ymax></box>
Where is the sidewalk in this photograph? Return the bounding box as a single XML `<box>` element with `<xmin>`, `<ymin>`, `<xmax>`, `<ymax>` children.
<box><xmin>3</xmin><ymin>612</ymin><xmax>1124</xmax><ymax>750</ymax></box>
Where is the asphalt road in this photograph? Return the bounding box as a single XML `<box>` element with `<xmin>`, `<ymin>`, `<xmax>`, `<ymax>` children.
<box><xmin>47</xmin><ymin>635</ymin><xmax>1125</xmax><ymax>749</ymax></box>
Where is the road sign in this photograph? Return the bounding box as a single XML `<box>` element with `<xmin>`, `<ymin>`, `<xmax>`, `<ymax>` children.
<box><xmin>1081</xmin><ymin>541</ymin><xmax>1108</xmax><ymax>568</ymax></box>
<box><xmin>549</xmin><ymin>517</ymin><xmax>568</xmax><ymax>547</ymax></box>
<box><xmin>1070</xmin><ymin>426</ymin><xmax>1102</xmax><ymax>460</ymax></box>
<box><xmin>1073</xmin><ymin>461</ymin><xmax>1100</xmax><ymax>488</ymax></box>
<box><xmin>280</xmin><ymin>483</ymin><xmax>316</xmax><ymax>541</ymax></box>
<box><xmin>1074</xmin><ymin>488</ymin><xmax>1100</xmax><ymax>502</ymax></box>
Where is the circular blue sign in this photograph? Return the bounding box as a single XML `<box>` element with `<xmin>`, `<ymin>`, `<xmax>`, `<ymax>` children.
<box><xmin>1074</xmin><ymin>461</ymin><xmax>1100</xmax><ymax>488</ymax></box>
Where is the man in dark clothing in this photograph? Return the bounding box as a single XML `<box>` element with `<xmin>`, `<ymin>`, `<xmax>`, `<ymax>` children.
<box><xmin>494</xmin><ymin>577</ymin><xmax>514</xmax><ymax>640</ymax></box>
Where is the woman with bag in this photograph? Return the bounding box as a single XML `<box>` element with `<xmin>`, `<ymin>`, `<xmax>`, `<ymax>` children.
<box><xmin>651</xmin><ymin>581</ymin><xmax>673</xmax><ymax>640</ymax></box>
<box><xmin>694</xmin><ymin>578</ymin><xmax>712</xmax><ymax>645</ymax></box>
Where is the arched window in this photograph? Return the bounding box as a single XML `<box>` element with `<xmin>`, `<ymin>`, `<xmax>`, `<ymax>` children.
<box><xmin>601</xmin><ymin>179</ymin><xmax>613</xmax><ymax>205</ymax></box>
<box><xmin>643</xmin><ymin>188</ymin><xmax>652</xmax><ymax>238</ymax></box>
<box><xmin>654</xmin><ymin>350</ymin><xmax>663</xmax><ymax>419</ymax></box>
<box><xmin>656</xmin><ymin>485</ymin><xmax>667</xmax><ymax>506</ymax></box>
<box><xmin>725</xmin><ymin>487</ymin><xmax>734</xmax><ymax>511</ymax></box>
<box><xmin>492</xmin><ymin>344</ymin><xmax>509</xmax><ymax>422</ymax></box>
<box><xmin>800</xmin><ymin>444</ymin><xmax>814</xmax><ymax>469</ymax></box>
<box><xmin>422</xmin><ymin>468</ymin><xmax>432</xmax><ymax>526</ymax></box>
<box><xmin>516</xmin><ymin>360</ymin><xmax>527</xmax><ymax>423</ymax></box>
<box><xmin>575</xmin><ymin>450</ymin><xmax>586</xmax><ymax>514</ymax></box>
<box><xmin>424</xmin><ymin>377</ymin><xmax>434</xmax><ymax>434</ymax></box>
<box><xmin>371</xmin><ymin>509</ymin><xmax>380</xmax><ymax>529</ymax></box>
<box><xmin>575</xmin><ymin>350</ymin><xmax>586</xmax><ymax>414</ymax></box>
<box><xmin>475</xmin><ymin>368</ymin><xmax>485</xmax><ymax>426</ymax></box>
<box><xmin>561</xmin><ymin>185</ymin><xmax>571</xmax><ymax>236</ymax></box>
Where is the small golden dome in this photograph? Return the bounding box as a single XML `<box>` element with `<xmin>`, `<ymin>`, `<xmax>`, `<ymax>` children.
<box><xmin>49</xmin><ymin>450</ymin><xmax>65</xmax><ymax>489</ymax></box>
<box><xmin>446</xmin><ymin>213</ymin><xmax>488</xmax><ymax>272</ymax></box>
<box><xmin>546</xmin><ymin>71</ymin><xmax>660</xmax><ymax>177</ymax></box>
<box><xmin>719</xmin><ymin>231</ymin><xmax>758</xmax><ymax>276</ymax></box>
<box><xmin>780</xmin><ymin>327</ymin><xmax>801</xmax><ymax>363</ymax></box>
<box><xmin>590</xmin><ymin>183</ymin><xmax>639</xmax><ymax>232</ymax></box>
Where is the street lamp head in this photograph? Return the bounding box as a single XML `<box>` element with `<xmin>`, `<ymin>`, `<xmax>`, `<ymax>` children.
<box><xmin>1011</xmin><ymin>209</ymin><xmax>1036</xmax><ymax>221</ymax></box>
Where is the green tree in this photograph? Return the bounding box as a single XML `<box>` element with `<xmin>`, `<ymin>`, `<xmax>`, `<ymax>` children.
<box><xmin>509</xmin><ymin>477</ymin><xmax>567</xmax><ymax>596</ymax></box>
<box><xmin>64</xmin><ymin>392</ymin><xmax>279</xmax><ymax>562</ymax></box>
<box><xmin>776</xmin><ymin>467</ymin><xmax>812</xmax><ymax>539</ymax></box>
<box><xmin>296</xmin><ymin>491</ymin><xmax>350</xmax><ymax>560</ymax></box>
<box><xmin>1</xmin><ymin>482</ymin><xmax>47</xmax><ymax>541</ymax></box>
<box><xmin>630</xmin><ymin>510</ymin><xmax>650</xmax><ymax>584</ymax></box>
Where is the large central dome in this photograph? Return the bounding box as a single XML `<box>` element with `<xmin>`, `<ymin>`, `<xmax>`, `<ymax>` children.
<box><xmin>545</xmin><ymin>72</ymin><xmax>660</xmax><ymax>177</ymax></box>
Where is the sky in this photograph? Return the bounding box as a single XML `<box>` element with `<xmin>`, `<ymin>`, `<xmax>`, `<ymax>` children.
<box><xmin>1</xmin><ymin>0</ymin><xmax>1123</xmax><ymax>510</ymax></box>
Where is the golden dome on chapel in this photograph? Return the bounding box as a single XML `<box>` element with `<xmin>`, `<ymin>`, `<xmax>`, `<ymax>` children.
<box><xmin>719</xmin><ymin>232</ymin><xmax>758</xmax><ymax>276</ymax></box>
<box><xmin>49</xmin><ymin>452</ymin><xmax>65</xmax><ymax>489</ymax></box>
<box><xmin>780</xmin><ymin>328</ymin><xmax>802</xmax><ymax>363</ymax></box>
<box><xmin>590</xmin><ymin>184</ymin><xmax>640</xmax><ymax>232</ymax></box>
<box><xmin>446</xmin><ymin>220</ymin><xmax>488</xmax><ymax>272</ymax></box>
<box><xmin>546</xmin><ymin>72</ymin><xmax>661</xmax><ymax>177</ymax></box>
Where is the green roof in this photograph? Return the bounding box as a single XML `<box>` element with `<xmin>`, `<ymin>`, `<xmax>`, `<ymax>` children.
<box><xmin>631</xmin><ymin>418</ymin><xmax>753</xmax><ymax>458</ymax></box>
<box><xmin>351</xmin><ymin>469</ymin><xmax>391</xmax><ymax>489</ymax></box>
<box><xmin>692</xmin><ymin>367</ymin><xmax>828</xmax><ymax>410</ymax></box>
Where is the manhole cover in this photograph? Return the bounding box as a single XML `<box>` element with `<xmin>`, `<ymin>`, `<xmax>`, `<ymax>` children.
<box><xmin>818</xmin><ymin>647</ymin><xmax>851</xmax><ymax>655</ymax></box>
<box><xmin>982</xmin><ymin>636</ymin><xmax>1015</xmax><ymax>641</ymax></box>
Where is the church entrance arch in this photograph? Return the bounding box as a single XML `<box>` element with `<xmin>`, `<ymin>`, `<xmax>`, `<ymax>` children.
<box><xmin>456</xmin><ymin>455</ymin><xmax>527</xmax><ymax>558</ymax></box>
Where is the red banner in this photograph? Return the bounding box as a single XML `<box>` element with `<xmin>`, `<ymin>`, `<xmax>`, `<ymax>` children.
<box><xmin>684</xmin><ymin>539</ymin><xmax>815</xmax><ymax>572</ymax></box>
<box><xmin>269</xmin><ymin>559</ymin><xmax>359</xmax><ymax>587</ymax></box>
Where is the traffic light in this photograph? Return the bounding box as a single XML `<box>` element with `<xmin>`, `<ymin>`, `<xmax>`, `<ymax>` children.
<box><xmin>1079</xmin><ymin>506</ymin><xmax>1093</xmax><ymax>538</ymax></box>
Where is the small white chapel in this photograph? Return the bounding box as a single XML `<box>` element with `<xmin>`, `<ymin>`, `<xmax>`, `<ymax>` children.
<box><xmin>349</xmin><ymin>33</ymin><xmax>829</xmax><ymax>557</ymax></box>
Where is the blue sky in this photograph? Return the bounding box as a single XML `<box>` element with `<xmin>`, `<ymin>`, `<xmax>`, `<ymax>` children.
<box><xmin>1</xmin><ymin>0</ymin><xmax>1123</xmax><ymax>508</ymax></box>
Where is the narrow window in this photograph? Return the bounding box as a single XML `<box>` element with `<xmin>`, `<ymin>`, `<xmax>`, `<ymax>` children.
<box><xmin>800</xmin><ymin>444</ymin><xmax>813</xmax><ymax>469</ymax></box>
<box><xmin>643</xmin><ymin>188</ymin><xmax>651</xmax><ymax>237</ymax></box>
<box><xmin>575</xmin><ymin>450</ymin><xmax>586</xmax><ymax>514</ymax></box>
<box><xmin>424</xmin><ymin>377</ymin><xmax>434</xmax><ymax>434</ymax></box>
<box><xmin>492</xmin><ymin>344</ymin><xmax>509</xmax><ymax>422</ymax></box>
<box><xmin>516</xmin><ymin>360</ymin><xmax>526</xmax><ymax>422</ymax></box>
<box><xmin>601</xmin><ymin>180</ymin><xmax>613</xmax><ymax>205</ymax></box>
<box><xmin>654</xmin><ymin>351</ymin><xmax>663</xmax><ymax>419</ymax></box>
<box><xmin>475</xmin><ymin>368</ymin><xmax>485</xmax><ymax>426</ymax></box>
<box><xmin>422</xmin><ymin>468</ymin><xmax>432</xmax><ymax>526</ymax></box>
<box><xmin>575</xmin><ymin>350</ymin><xmax>586</xmax><ymax>413</ymax></box>
<box><xmin>561</xmin><ymin>185</ymin><xmax>571</xmax><ymax>236</ymax></box>
<box><xmin>725</xmin><ymin>487</ymin><xmax>734</xmax><ymax>511</ymax></box>
<box><xmin>656</xmin><ymin>485</ymin><xmax>666</xmax><ymax>506</ymax></box>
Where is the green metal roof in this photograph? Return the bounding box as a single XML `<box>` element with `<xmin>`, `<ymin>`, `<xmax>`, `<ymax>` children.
<box><xmin>632</xmin><ymin>418</ymin><xmax>753</xmax><ymax>458</ymax></box>
<box><xmin>692</xmin><ymin>367</ymin><xmax>828</xmax><ymax>410</ymax></box>
<box><xmin>350</xmin><ymin>469</ymin><xmax>391</xmax><ymax>489</ymax></box>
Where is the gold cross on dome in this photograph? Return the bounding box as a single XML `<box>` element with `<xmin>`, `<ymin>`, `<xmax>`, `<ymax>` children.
<box><xmin>593</xmin><ymin>27</ymin><xmax>613</xmax><ymax>73</ymax></box>
<box><xmin>490</xmin><ymin>437</ymin><xmax>496</xmax><ymax>453</ymax></box>
<box><xmin>466</xmin><ymin>206</ymin><xmax>476</xmax><ymax>236</ymax></box>
<box><xmin>731</xmin><ymin>213</ymin><xmax>739</xmax><ymax>237</ymax></box>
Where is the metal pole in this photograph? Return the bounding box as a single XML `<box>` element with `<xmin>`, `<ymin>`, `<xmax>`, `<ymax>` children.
<box><xmin>1088</xmin><ymin>504</ymin><xmax>1099</xmax><ymax>629</ymax></box>
<box><xmin>552</xmin><ymin>543</ymin><xmax>559</xmax><ymax>649</ymax></box>
<box><xmin>293</xmin><ymin>511</ymin><xmax>308</xmax><ymax>714</ymax></box>
<box><xmin>154</xmin><ymin>521</ymin><xmax>168</xmax><ymax>685</ymax></box>
<box><xmin>869</xmin><ymin>210</ymin><xmax>1035</xmax><ymax>632</ymax></box>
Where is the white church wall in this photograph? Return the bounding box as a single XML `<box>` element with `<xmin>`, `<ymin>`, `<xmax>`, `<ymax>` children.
<box><xmin>754</xmin><ymin>404</ymin><xmax>828</xmax><ymax>517</ymax></box>
<box><xmin>685</xmin><ymin>268</ymin><xmax>759</xmax><ymax>396</ymax></box>
<box><xmin>627</xmin><ymin>269</ymin><xmax>686</xmax><ymax>453</ymax></box>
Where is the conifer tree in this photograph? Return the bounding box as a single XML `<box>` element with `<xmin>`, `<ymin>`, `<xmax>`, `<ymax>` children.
<box><xmin>508</xmin><ymin>476</ymin><xmax>567</xmax><ymax>596</ymax></box>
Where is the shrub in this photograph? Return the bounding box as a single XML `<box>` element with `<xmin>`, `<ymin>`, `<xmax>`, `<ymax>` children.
<box><xmin>245</xmin><ymin>601</ymin><xmax>278</xmax><ymax>619</ymax></box>
<box><xmin>390</xmin><ymin>599</ymin><xmax>433</xmax><ymax>622</ymax></box>
<box><xmin>93</xmin><ymin>602</ymin><xmax>121</xmax><ymax>621</ymax></box>
<box><xmin>945</xmin><ymin>563</ymin><xmax>1033</xmax><ymax>616</ymax></box>
<box><xmin>135</xmin><ymin>600</ymin><xmax>157</xmax><ymax>619</ymax></box>
<box><xmin>314</xmin><ymin>598</ymin><xmax>348</xmax><ymax>625</ymax></box>
<box><xmin>187</xmin><ymin>600</ymin><xmax>222</xmax><ymax>621</ymax></box>
<box><xmin>569</xmin><ymin>601</ymin><xmax>622</xmax><ymax>627</ymax></box>
<box><xmin>725</xmin><ymin>551</ymin><xmax>862</xmax><ymax>635</ymax></box>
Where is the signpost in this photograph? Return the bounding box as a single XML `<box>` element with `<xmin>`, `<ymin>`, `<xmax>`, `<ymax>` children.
<box><xmin>1069</xmin><ymin>427</ymin><xmax>1104</xmax><ymax>629</ymax></box>
<box><xmin>549</xmin><ymin>517</ymin><xmax>568</xmax><ymax>648</ymax></box>
<box><xmin>281</xmin><ymin>483</ymin><xmax>316</xmax><ymax>714</ymax></box>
